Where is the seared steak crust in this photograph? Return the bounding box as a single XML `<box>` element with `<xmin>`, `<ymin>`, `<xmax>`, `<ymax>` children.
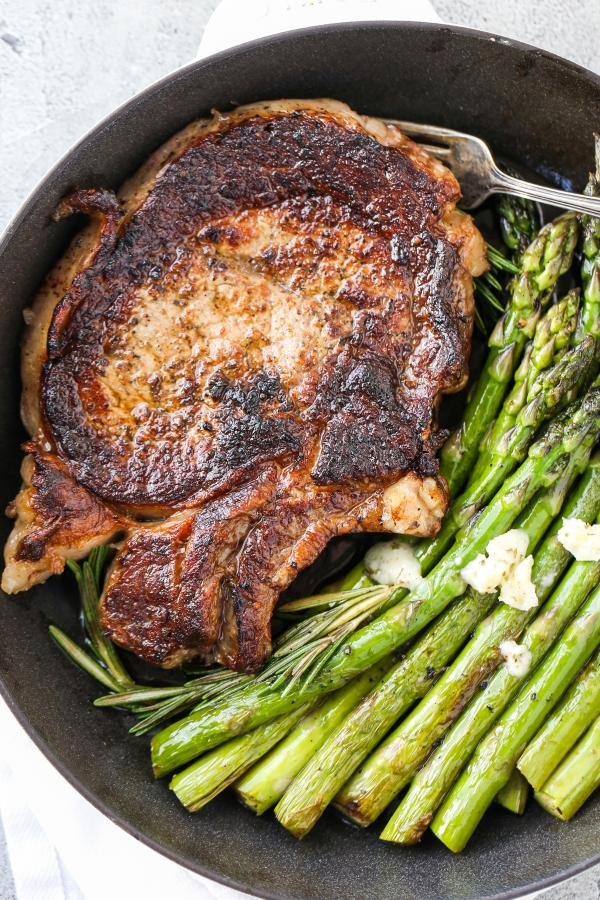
<box><xmin>3</xmin><ymin>100</ymin><xmax>486</xmax><ymax>672</ymax></box>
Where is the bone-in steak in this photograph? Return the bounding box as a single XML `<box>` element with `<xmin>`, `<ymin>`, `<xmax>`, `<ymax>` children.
<box><xmin>2</xmin><ymin>100</ymin><xmax>486</xmax><ymax>672</ymax></box>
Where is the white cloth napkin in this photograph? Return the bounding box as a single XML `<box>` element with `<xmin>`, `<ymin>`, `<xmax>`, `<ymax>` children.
<box><xmin>199</xmin><ymin>0</ymin><xmax>439</xmax><ymax>57</ymax></box>
<box><xmin>0</xmin><ymin>699</ymin><xmax>248</xmax><ymax>900</ymax></box>
<box><xmin>0</xmin><ymin>1</ymin><xmax>441</xmax><ymax>898</ymax></box>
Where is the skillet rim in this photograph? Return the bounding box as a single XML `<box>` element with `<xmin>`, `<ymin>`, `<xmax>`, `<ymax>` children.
<box><xmin>0</xmin><ymin>19</ymin><xmax>599</xmax><ymax>899</ymax></box>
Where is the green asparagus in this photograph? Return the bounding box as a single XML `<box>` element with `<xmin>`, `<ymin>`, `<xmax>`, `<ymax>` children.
<box><xmin>472</xmin><ymin>291</ymin><xmax>580</xmax><ymax>482</ymax></box>
<box><xmin>274</xmin><ymin>590</ymin><xmax>497</xmax><ymax>837</ymax></box>
<box><xmin>170</xmin><ymin>706</ymin><xmax>309</xmax><ymax>812</ymax></box>
<box><xmin>518</xmin><ymin>649</ymin><xmax>600</xmax><ymax>789</ymax></box>
<box><xmin>577</xmin><ymin>135</ymin><xmax>600</xmax><ymax>341</ymax></box>
<box><xmin>235</xmin><ymin>659</ymin><xmax>391</xmax><ymax>815</ymax></box>
<box><xmin>476</xmin><ymin>192</ymin><xmax>539</xmax><ymax>332</ymax></box>
<box><xmin>380</xmin><ymin>458</ymin><xmax>600</xmax><ymax>844</ymax></box>
<box><xmin>337</xmin><ymin>453</ymin><xmax>596</xmax><ymax>828</ymax></box>
<box><xmin>534</xmin><ymin>714</ymin><xmax>600</xmax><ymax>821</ymax></box>
<box><xmin>151</xmin><ymin>387</ymin><xmax>600</xmax><ymax>777</ymax></box>
<box><xmin>337</xmin><ymin>562</ymin><xmax>373</xmax><ymax>591</ymax></box>
<box><xmin>495</xmin><ymin>770</ymin><xmax>529</xmax><ymax>815</ymax></box>
<box><xmin>440</xmin><ymin>212</ymin><xmax>579</xmax><ymax>494</ymax></box>
<box><xmin>497</xmin><ymin>193</ymin><xmax>541</xmax><ymax>261</ymax></box>
<box><xmin>419</xmin><ymin>333</ymin><xmax>596</xmax><ymax>574</ymax></box>
<box><xmin>280</xmin><ymin>454</ymin><xmax>586</xmax><ymax>835</ymax></box>
<box><xmin>431</xmin><ymin>582</ymin><xmax>600</xmax><ymax>852</ymax></box>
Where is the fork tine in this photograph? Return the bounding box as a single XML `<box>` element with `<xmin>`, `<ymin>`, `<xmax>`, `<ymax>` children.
<box><xmin>387</xmin><ymin>118</ymin><xmax>465</xmax><ymax>144</ymax></box>
<box><xmin>419</xmin><ymin>143</ymin><xmax>453</xmax><ymax>161</ymax></box>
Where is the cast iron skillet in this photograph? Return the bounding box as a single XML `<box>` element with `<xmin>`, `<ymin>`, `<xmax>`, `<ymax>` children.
<box><xmin>0</xmin><ymin>21</ymin><xmax>599</xmax><ymax>900</ymax></box>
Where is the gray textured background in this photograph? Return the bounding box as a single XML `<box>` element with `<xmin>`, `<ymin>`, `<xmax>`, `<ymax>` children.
<box><xmin>0</xmin><ymin>1</ymin><xmax>599</xmax><ymax>898</ymax></box>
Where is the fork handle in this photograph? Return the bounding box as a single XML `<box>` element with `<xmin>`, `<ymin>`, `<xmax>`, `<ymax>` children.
<box><xmin>492</xmin><ymin>168</ymin><xmax>600</xmax><ymax>217</ymax></box>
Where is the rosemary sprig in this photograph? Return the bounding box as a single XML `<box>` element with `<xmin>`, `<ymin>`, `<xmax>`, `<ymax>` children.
<box><xmin>474</xmin><ymin>241</ymin><xmax>519</xmax><ymax>333</ymax></box>
<box><xmin>486</xmin><ymin>242</ymin><xmax>519</xmax><ymax>273</ymax></box>
<box><xmin>66</xmin><ymin>552</ymin><xmax>133</xmax><ymax>688</ymax></box>
<box><xmin>51</xmin><ymin>549</ymin><xmax>394</xmax><ymax>735</ymax></box>
<box><xmin>264</xmin><ymin>585</ymin><xmax>394</xmax><ymax>693</ymax></box>
<box><xmin>50</xmin><ymin>625</ymin><xmax>121</xmax><ymax>692</ymax></box>
<box><xmin>135</xmin><ymin>584</ymin><xmax>394</xmax><ymax>728</ymax></box>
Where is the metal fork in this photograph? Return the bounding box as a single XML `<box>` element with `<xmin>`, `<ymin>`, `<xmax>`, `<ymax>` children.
<box><xmin>390</xmin><ymin>119</ymin><xmax>600</xmax><ymax>215</ymax></box>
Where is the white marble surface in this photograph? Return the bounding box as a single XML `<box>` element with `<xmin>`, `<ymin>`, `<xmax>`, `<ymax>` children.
<box><xmin>0</xmin><ymin>1</ymin><xmax>599</xmax><ymax>898</ymax></box>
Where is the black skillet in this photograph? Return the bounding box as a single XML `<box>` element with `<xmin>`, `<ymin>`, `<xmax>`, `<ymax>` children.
<box><xmin>0</xmin><ymin>21</ymin><xmax>599</xmax><ymax>900</ymax></box>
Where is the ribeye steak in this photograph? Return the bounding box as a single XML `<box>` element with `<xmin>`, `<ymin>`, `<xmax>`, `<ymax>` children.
<box><xmin>2</xmin><ymin>100</ymin><xmax>486</xmax><ymax>672</ymax></box>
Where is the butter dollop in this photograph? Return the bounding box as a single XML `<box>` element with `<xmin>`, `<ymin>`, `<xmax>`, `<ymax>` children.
<box><xmin>365</xmin><ymin>540</ymin><xmax>423</xmax><ymax>588</ymax></box>
<box><xmin>461</xmin><ymin>529</ymin><xmax>538</xmax><ymax>610</ymax></box>
<box><xmin>499</xmin><ymin>639</ymin><xmax>532</xmax><ymax>678</ymax></box>
<box><xmin>557</xmin><ymin>517</ymin><xmax>600</xmax><ymax>561</ymax></box>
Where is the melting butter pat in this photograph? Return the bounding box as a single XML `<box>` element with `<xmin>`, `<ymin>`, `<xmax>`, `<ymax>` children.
<box><xmin>557</xmin><ymin>517</ymin><xmax>600</xmax><ymax>561</ymax></box>
<box><xmin>365</xmin><ymin>539</ymin><xmax>423</xmax><ymax>588</ymax></box>
<box><xmin>461</xmin><ymin>529</ymin><xmax>539</xmax><ymax>610</ymax></box>
<box><xmin>499</xmin><ymin>639</ymin><xmax>532</xmax><ymax>678</ymax></box>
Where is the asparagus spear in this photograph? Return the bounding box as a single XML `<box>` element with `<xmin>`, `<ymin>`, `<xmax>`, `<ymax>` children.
<box><xmin>440</xmin><ymin>212</ymin><xmax>579</xmax><ymax>495</ymax></box>
<box><xmin>425</xmin><ymin>335</ymin><xmax>598</xmax><ymax>581</ymax></box>
<box><xmin>274</xmin><ymin>590</ymin><xmax>497</xmax><ymax>837</ymax></box>
<box><xmin>474</xmin><ymin>195</ymin><xmax>540</xmax><ymax>331</ymax></box>
<box><xmin>497</xmin><ymin>194</ymin><xmax>541</xmax><ymax>262</ymax></box>
<box><xmin>151</xmin><ymin>388</ymin><xmax>600</xmax><ymax>777</ymax></box>
<box><xmin>170</xmin><ymin>706</ymin><xmax>310</xmax><ymax>812</ymax></box>
<box><xmin>337</xmin><ymin>562</ymin><xmax>373</xmax><ymax>591</ymax></box>
<box><xmin>576</xmin><ymin>135</ymin><xmax>600</xmax><ymax>341</ymax></box>
<box><xmin>580</xmin><ymin>259</ymin><xmax>600</xmax><ymax>343</ymax></box>
<box><xmin>518</xmin><ymin>649</ymin><xmax>600</xmax><ymax>790</ymax></box>
<box><xmin>277</xmin><ymin>454</ymin><xmax>586</xmax><ymax>835</ymax></box>
<box><xmin>431</xmin><ymin>582</ymin><xmax>600</xmax><ymax>852</ymax></box>
<box><xmin>419</xmin><ymin>333</ymin><xmax>596</xmax><ymax>573</ymax></box>
<box><xmin>336</xmin><ymin>452</ymin><xmax>596</xmax><ymax>828</ymax></box>
<box><xmin>379</xmin><ymin>457</ymin><xmax>600</xmax><ymax>844</ymax></box>
<box><xmin>534</xmin><ymin>714</ymin><xmax>600</xmax><ymax>821</ymax></box>
<box><xmin>235</xmin><ymin>659</ymin><xmax>391</xmax><ymax>815</ymax></box>
<box><xmin>471</xmin><ymin>291</ymin><xmax>580</xmax><ymax>482</ymax></box>
<box><xmin>495</xmin><ymin>770</ymin><xmax>529</xmax><ymax>815</ymax></box>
